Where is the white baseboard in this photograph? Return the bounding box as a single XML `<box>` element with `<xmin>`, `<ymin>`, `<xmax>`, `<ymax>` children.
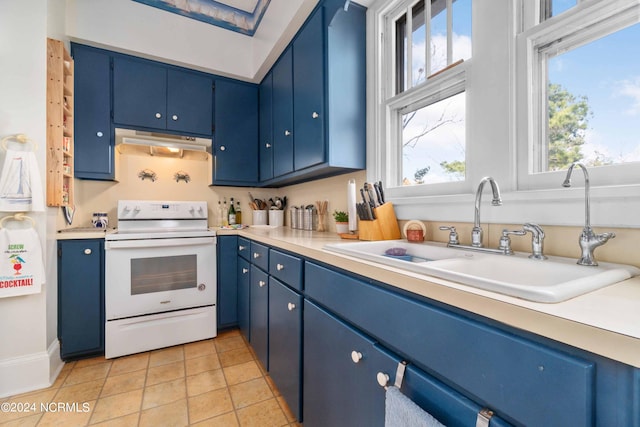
<box><xmin>0</xmin><ymin>339</ymin><xmax>63</xmax><ymax>399</ymax></box>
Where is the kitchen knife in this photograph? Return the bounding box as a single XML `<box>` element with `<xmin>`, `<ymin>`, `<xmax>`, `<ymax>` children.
<box><xmin>360</xmin><ymin>187</ymin><xmax>374</xmax><ymax>220</ymax></box>
<box><xmin>373</xmin><ymin>182</ymin><xmax>384</xmax><ymax>205</ymax></box>
<box><xmin>377</xmin><ymin>181</ymin><xmax>385</xmax><ymax>204</ymax></box>
<box><xmin>366</xmin><ymin>182</ymin><xmax>379</xmax><ymax>208</ymax></box>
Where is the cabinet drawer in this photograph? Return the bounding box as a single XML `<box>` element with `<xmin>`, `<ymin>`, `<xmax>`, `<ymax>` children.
<box><xmin>269</xmin><ymin>249</ymin><xmax>303</xmax><ymax>291</ymax></box>
<box><xmin>305</xmin><ymin>262</ymin><xmax>594</xmax><ymax>426</ymax></box>
<box><xmin>238</xmin><ymin>237</ymin><xmax>251</xmax><ymax>261</ymax></box>
<box><xmin>250</xmin><ymin>242</ymin><xmax>269</xmax><ymax>271</ymax></box>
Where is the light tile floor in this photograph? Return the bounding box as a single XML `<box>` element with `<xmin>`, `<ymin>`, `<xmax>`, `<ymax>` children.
<box><xmin>0</xmin><ymin>329</ymin><xmax>300</xmax><ymax>427</ymax></box>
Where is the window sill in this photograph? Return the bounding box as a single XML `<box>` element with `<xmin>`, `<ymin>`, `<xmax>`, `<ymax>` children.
<box><xmin>389</xmin><ymin>184</ymin><xmax>640</xmax><ymax>228</ymax></box>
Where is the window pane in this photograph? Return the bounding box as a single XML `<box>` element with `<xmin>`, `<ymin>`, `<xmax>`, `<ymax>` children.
<box><xmin>402</xmin><ymin>91</ymin><xmax>466</xmax><ymax>185</ymax></box>
<box><xmin>552</xmin><ymin>0</ymin><xmax>577</xmax><ymax>18</ymax></box>
<box><xmin>452</xmin><ymin>0</ymin><xmax>472</xmax><ymax>64</ymax></box>
<box><xmin>543</xmin><ymin>22</ymin><xmax>640</xmax><ymax>172</ymax></box>
<box><xmin>412</xmin><ymin>2</ymin><xmax>426</xmax><ymax>86</ymax></box>
<box><xmin>396</xmin><ymin>14</ymin><xmax>408</xmax><ymax>93</ymax></box>
<box><xmin>430</xmin><ymin>0</ymin><xmax>448</xmax><ymax>75</ymax></box>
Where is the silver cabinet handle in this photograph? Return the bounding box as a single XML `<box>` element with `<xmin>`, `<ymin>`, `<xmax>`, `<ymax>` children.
<box><xmin>155</xmin><ymin>112</ymin><xmax>162</xmax><ymax>119</ymax></box>
<box><xmin>351</xmin><ymin>351</ymin><xmax>363</xmax><ymax>363</ymax></box>
<box><xmin>220</xmin><ymin>146</ymin><xmax>226</xmax><ymax>151</ymax></box>
<box><xmin>259</xmin><ymin>280</ymin><xmax>266</xmax><ymax>287</ymax></box>
<box><xmin>377</xmin><ymin>372</ymin><xmax>390</xmax><ymax>387</ymax></box>
<box><xmin>312</xmin><ymin>112</ymin><xmax>319</xmax><ymax>119</ymax></box>
<box><xmin>253</xmin><ymin>252</ymin><xmax>260</xmax><ymax>259</ymax></box>
<box><xmin>265</xmin><ymin>143</ymin><xmax>271</xmax><ymax>148</ymax></box>
<box><xmin>284</xmin><ymin>130</ymin><xmax>291</xmax><ymax>136</ymax></box>
<box><xmin>96</xmin><ymin>131</ymin><xmax>103</xmax><ymax>137</ymax></box>
<box><xmin>239</xmin><ymin>245</ymin><xmax>246</xmax><ymax>251</ymax></box>
<box><xmin>83</xmin><ymin>248</ymin><xmax>92</xmax><ymax>255</ymax></box>
<box><xmin>172</xmin><ymin>114</ymin><xmax>178</xmax><ymax>121</ymax></box>
<box><xmin>276</xmin><ymin>263</ymin><xmax>284</xmax><ymax>271</ymax></box>
<box><xmin>242</xmin><ymin>268</ymin><xmax>249</xmax><ymax>274</ymax></box>
<box><xmin>287</xmin><ymin>302</ymin><xmax>296</xmax><ymax>311</ymax></box>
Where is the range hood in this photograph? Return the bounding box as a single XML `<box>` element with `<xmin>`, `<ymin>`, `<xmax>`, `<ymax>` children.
<box><xmin>115</xmin><ymin>128</ymin><xmax>212</xmax><ymax>159</ymax></box>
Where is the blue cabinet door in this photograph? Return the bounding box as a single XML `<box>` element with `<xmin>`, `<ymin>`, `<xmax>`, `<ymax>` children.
<box><xmin>269</xmin><ymin>279</ymin><xmax>302</xmax><ymax>421</ymax></box>
<box><xmin>237</xmin><ymin>257</ymin><xmax>251</xmax><ymax>341</ymax></box>
<box><xmin>271</xmin><ymin>47</ymin><xmax>294</xmax><ymax>177</ymax></box>
<box><xmin>217</xmin><ymin>236</ymin><xmax>238</xmax><ymax>329</ymax></box>
<box><xmin>166</xmin><ymin>68</ymin><xmax>213</xmax><ymax>135</ymax></box>
<box><xmin>72</xmin><ymin>44</ymin><xmax>114</xmax><ymax>180</ymax></box>
<box><xmin>250</xmin><ymin>265</ymin><xmax>269</xmax><ymax>369</ymax></box>
<box><xmin>259</xmin><ymin>72</ymin><xmax>274</xmax><ymax>181</ymax></box>
<box><xmin>113</xmin><ymin>56</ymin><xmax>167</xmax><ymax>130</ymax></box>
<box><xmin>303</xmin><ymin>300</ymin><xmax>396</xmax><ymax>427</ymax></box>
<box><xmin>293</xmin><ymin>9</ymin><xmax>325</xmax><ymax>170</ymax></box>
<box><xmin>213</xmin><ymin>79</ymin><xmax>259</xmax><ymax>185</ymax></box>
<box><xmin>58</xmin><ymin>239</ymin><xmax>104</xmax><ymax>360</ymax></box>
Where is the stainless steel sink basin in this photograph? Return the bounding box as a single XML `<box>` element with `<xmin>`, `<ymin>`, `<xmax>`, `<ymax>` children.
<box><xmin>324</xmin><ymin>240</ymin><xmax>640</xmax><ymax>303</ymax></box>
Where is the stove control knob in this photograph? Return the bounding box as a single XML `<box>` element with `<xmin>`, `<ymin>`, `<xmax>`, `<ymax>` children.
<box><xmin>189</xmin><ymin>207</ymin><xmax>195</xmax><ymax>215</ymax></box>
<box><xmin>198</xmin><ymin>284</ymin><xmax>206</xmax><ymax>291</ymax></box>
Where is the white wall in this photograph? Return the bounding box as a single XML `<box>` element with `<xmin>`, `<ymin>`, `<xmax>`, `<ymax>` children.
<box><xmin>0</xmin><ymin>0</ymin><xmax>63</xmax><ymax>398</ymax></box>
<box><xmin>65</xmin><ymin>0</ymin><xmax>319</xmax><ymax>82</ymax></box>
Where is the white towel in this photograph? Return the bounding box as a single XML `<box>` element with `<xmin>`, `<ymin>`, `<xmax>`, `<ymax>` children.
<box><xmin>0</xmin><ymin>149</ymin><xmax>45</xmax><ymax>212</ymax></box>
<box><xmin>385</xmin><ymin>386</ymin><xmax>445</xmax><ymax>427</ymax></box>
<box><xmin>0</xmin><ymin>227</ymin><xmax>44</xmax><ymax>298</ymax></box>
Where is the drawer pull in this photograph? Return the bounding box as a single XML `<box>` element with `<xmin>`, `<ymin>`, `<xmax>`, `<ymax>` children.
<box><xmin>155</xmin><ymin>112</ymin><xmax>162</xmax><ymax>119</ymax></box>
<box><xmin>287</xmin><ymin>302</ymin><xmax>296</xmax><ymax>311</ymax></box>
<box><xmin>259</xmin><ymin>280</ymin><xmax>266</xmax><ymax>287</ymax></box>
<box><xmin>276</xmin><ymin>263</ymin><xmax>284</xmax><ymax>271</ymax></box>
<box><xmin>312</xmin><ymin>111</ymin><xmax>319</xmax><ymax>119</ymax></box>
<box><xmin>83</xmin><ymin>248</ymin><xmax>92</xmax><ymax>255</ymax></box>
<box><xmin>239</xmin><ymin>245</ymin><xmax>246</xmax><ymax>251</ymax></box>
<box><xmin>242</xmin><ymin>268</ymin><xmax>249</xmax><ymax>274</ymax></box>
<box><xmin>351</xmin><ymin>351</ymin><xmax>363</xmax><ymax>364</ymax></box>
<box><xmin>253</xmin><ymin>252</ymin><xmax>260</xmax><ymax>259</ymax></box>
<box><xmin>376</xmin><ymin>372</ymin><xmax>389</xmax><ymax>387</ymax></box>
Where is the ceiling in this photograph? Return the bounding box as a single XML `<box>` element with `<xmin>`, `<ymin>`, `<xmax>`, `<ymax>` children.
<box><xmin>132</xmin><ymin>0</ymin><xmax>374</xmax><ymax>37</ymax></box>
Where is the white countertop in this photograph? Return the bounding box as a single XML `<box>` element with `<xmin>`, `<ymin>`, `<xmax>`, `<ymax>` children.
<box><xmin>58</xmin><ymin>226</ymin><xmax>640</xmax><ymax>367</ymax></box>
<box><xmin>219</xmin><ymin>227</ymin><xmax>640</xmax><ymax>368</ymax></box>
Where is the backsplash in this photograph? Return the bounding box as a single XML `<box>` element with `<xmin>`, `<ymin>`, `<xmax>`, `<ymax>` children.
<box><xmin>66</xmin><ymin>155</ymin><xmax>638</xmax><ymax>267</ymax></box>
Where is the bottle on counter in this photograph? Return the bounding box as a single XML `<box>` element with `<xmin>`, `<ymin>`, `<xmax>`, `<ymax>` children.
<box><xmin>217</xmin><ymin>200</ymin><xmax>224</xmax><ymax>227</ymax></box>
<box><xmin>235</xmin><ymin>200</ymin><xmax>242</xmax><ymax>224</ymax></box>
<box><xmin>228</xmin><ymin>197</ymin><xmax>236</xmax><ymax>225</ymax></box>
<box><xmin>222</xmin><ymin>198</ymin><xmax>229</xmax><ymax>226</ymax></box>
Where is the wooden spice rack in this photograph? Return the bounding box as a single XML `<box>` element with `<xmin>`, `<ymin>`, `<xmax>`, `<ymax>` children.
<box><xmin>46</xmin><ymin>38</ymin><xmax>74</xmax><ymax>207</ymax></box>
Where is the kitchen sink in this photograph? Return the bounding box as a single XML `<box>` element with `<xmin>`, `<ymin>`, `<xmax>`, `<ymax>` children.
<box><xmin>323</xmin><ymin>240</ymin><xmax>640</xmax><ymax>303</ymax></box>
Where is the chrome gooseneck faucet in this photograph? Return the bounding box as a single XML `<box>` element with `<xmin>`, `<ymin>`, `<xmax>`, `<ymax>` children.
<box><xmin>472</xmin><ymin>176</ymin><xmax>502</xmax><ymax>248</ymax></box>
<box><xmin>562</xmin><ymin>162</ymin><xmax>615</xmax><ymax>266</ymax></box>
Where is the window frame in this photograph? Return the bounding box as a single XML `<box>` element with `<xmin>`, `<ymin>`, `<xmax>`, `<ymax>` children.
<box><xmin>368</xmin><ymin>0</ymin><xmax>640</xmax><ymax>228</ymax></box>
<box><xmin>516</xmin><ymin>0</ymin><xmax>640</xmax><ymax>191</ymax></box>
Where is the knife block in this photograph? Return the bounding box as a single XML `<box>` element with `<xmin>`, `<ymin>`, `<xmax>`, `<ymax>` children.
<box><xmin>358</xmin><ymin>202</ymin><xmax>401</xmax><ymax>241</ymax></box>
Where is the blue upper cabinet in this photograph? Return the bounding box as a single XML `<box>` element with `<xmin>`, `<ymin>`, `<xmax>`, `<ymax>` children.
<box><xmin>113</xmin><ymin>56</ymin><xmax>213</xmax><ymax>136</ymax></box>
<box><xmin>212</xmin><ymin>79</ymin><xmax>259</xmax><ymax>186</ymax></box>
<box><xmin>271</xmin><ymin>48</ymin><xmax>294</xmax><ymax>178</ymax></box>
<box><xmin>293</xmin><ymin>10</ymin><xmax>325</xmax><ymax>171</ymax></box>
<box><xmin>72</xmin><ymin>43</ymin><xmax>115</xmax><ymax>180</ymax></box>
<box><xmin>259</xmin><ymin>71</ymin><xmax>274</xmax><ymax>181</ymax></box>
<box><xmin>258</xmin><ymin>0</ymin><xmax>366</xmax><ymax>187</ymax></box>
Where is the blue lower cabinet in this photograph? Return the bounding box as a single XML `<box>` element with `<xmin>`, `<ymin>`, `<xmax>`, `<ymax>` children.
<box><xmin>216</xmin><ymin>236</ymin><xmax>238</xmax><ymax>329</ymax></box>
<box><xmin>303</xmin><ymin>300</ymin><xmax>397</xmax><ymax>427</ymax></box>
<box><xmin>237</xmin><ymin>257</ymin><xmax>251</xmax><ymax>341</ymax></box>
<box><xmin>57</xmin><ymin>239</ymin><xmax>104</xmax><ymax>360</ymax></box>
<box><xmin>250</xmin><ymin>265</ymin><xmax>269</xmax><ymax>369</ymax></box>
<box><xmin>268</xmin><ymin>278</ymin><xmax>302</xmax><ymax>421</ymax></box>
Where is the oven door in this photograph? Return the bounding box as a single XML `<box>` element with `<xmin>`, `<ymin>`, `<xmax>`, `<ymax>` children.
<box><xmin>105</xmin><ymin>236</ymin><xmax>216</xmax><ymax>320</ymax></box>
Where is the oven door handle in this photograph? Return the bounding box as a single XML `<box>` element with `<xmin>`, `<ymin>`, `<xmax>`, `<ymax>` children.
<box><xmin>105</xmin><ymin>237</ymin><xmax>215</xmax><ymax>250</ymax></box>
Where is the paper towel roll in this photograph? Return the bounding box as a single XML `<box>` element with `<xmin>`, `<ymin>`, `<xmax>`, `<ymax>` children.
<box><xmin>348</xmin><ymin>179</ymin><xmax>357</xmax><ymax>231</ymax></box>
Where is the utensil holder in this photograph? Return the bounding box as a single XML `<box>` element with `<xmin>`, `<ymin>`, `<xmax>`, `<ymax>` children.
<box><xmin>358</xmin><ymin>202</ymin><xmax>401</xmax><ymax>241</ymax></box>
